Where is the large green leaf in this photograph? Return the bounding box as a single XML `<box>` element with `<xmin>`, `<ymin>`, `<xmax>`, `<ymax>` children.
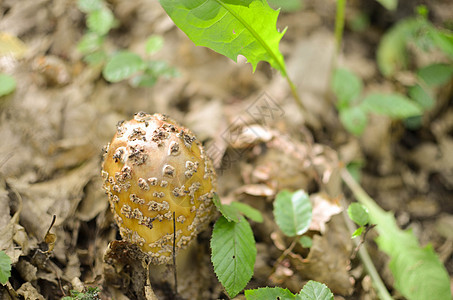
<box><xmin>211</xmin><ymin>215</ymin><xmax>256</xmax><ymax>297</ymax></box>
<box><xmin>346</xmin><ymin>173</ymin><xmax>452</xmax><ymax>300</ymax></box>
<box><xmin>274</xmin><ymin>190</ymin><xmax>312</xmax><ymax>237</ymax></box>
<box><xmin>159</xmin><ymin>0</ymin><xmax>287</xmax><ymax>74</ymax></box>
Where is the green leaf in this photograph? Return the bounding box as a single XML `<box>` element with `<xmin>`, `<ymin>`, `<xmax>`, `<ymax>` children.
<box><xmin>417</xmin><ymin>63</ymin><xmax>453</xmax><ymax>87</ymax></box>
<box><xmin>145</xmin><ymin>35</ymin><xmax>164</xmax><ymax>55</ymax></box>
<box><xmin>408</xmin><ymin>84</ymin><xmax>434</xmax><ymax>110</ymax></box>
<box><xmin>377</xmin><ymin>18</ymin><xmax>424</xmax><ymax>77</ymax></box>
<box><xmin>230</xmin><ymin>202</ymin><xmax>263</xmax><ymax>223</ymax></box>
<box><xmin>361</xmin><ymin>93</ymin><xmax>422</xmax><ymax>119</ymax></box>
<box><xmin>245</xmin><ymin>287</ymin><xmax>295</xmax><ymax>299</ymax></box>
<box><xmin>77</xmin><ymin>32</ymin><xmax>105</xmax><ymax>54</ymax></box>
<box><xmin>159</xmin><ymin>0</ymin><xmax>287</xmax><ymax>74</ymax></box>
<box><xmin>299</xmin><ymin>235</ymin><xmax>312</xmax><ymax>248</ymax></box>
<box><xmin>296</xmin><ymin>280</ymin><xmax>334</xmax><ymax>300</ymax></box>
<box><xmin>351</xmin><ymin>227</ymin><xmax>364</xmax><ymax>239</ymax></box>
<box><xmin>351</xmin><ymin>176</ymin><xmax>452</xmax><ymax>300</ymax></box>
<box><xmin>83</xmin><ymin>50</ymin><xmax>107</xmax><ymax>66</ymax></box>
<box><xmin>77</xmin><ymin>0</ymin><xmax>103</xmax><ymax>13</ymax></box>
<box><xmin>339</xmin><ymin>106</ymin><xmax>368</xmax><ymax>136</ymax></box>
<box><xmin>87</xmin><ymin>8</ymin><xmax>115</xmax><ymax>35</ymax></box>
<box><xmin>211</xmin><ymin>216</ymin><xmax>256</xmax><ymax>298</ymax></box>
<box><xmin>212</xmin><ymin>193</ymin><xmax>240</xmax><ymax>222</ymax></box>
<box><xmin>332</xmin><ymin>68</ymin><xmax>363</xmax><ymax>108</ymax></box>
<box><xmin>130</xmin><ymin>74</ymin><xmax>158</xmax><ymax>88</ymax></box>
<box><xmin>0</xmin><ymin>73</ymin><xmax>16</xmax><ymax>97</ymax></box>
<box><xmin>274</xmin><ymin>190</ymin><xmax>312</xmax><ymax>237</ymax></box>
<box><xmin>429</xmin><ymin>30</ymin><xmax>453</xmax><ymax>58</ymax></box>
<box><xmin>375</xmin><ymin>0</ymin><xmax>397</xmax><ymax>11</ymax></box>
<box><xmin>267</xmin><ymin>0</ymin><xmax>303</xmax><ymax>12</ymax></box>
<box><xmin>103</xmin><ymin>51</ymin><xmax>146</xmax><ymax>82</ymax></box>
<box><xmin>146</xmin><ymin>61</ymin><xmax>178</xmax><ymax>78</ymax></box>
<box><xmin>0</xmin><ymin>250</ymin><xmax>12</xmax><ymax>284</ymax></box>
<box><xmin>347</xmin><ymin>203</ymin><xmax>369</xmax><ymax>227</ymax></box>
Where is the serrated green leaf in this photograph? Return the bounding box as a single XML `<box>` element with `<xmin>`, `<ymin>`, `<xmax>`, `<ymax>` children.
<box><xmin>348</xmin><ymin>203</ymin><xmax>369</xmax><ymax>226</ymax></box>
<box><xmin>296</xmin><ymin>280</ymin><xmax>334</xmax><ymax>300</ymax></box>
<box><xmin>408</xmin><ymin>84</ymin><xmax>434</xmax><ymax>110</ymax></box>
<box><xmin>145</xmin><ymin>35</ymin><xmax>164</xmax><ymax>55</ymax></box>
<box><xmin>0</xmin><ymin>73</ymin><xmax>16</xmax><ymax>97</ymax></box>
<box><xmin>0</xmin><ymin>251</ymin><xmax>12</xmax><ymax>284</ymax></box>
<box><xmin>245</xmin><ymin>287</ymin><xmax>295</xmax><ymax>300</ymax></box>
<box><xmin>361</xmin><ymin>93</ymin><xmax>422</xmax><ymax>119</ymax></box>
<box><xmin>375</xmin><ymin>0</ymin><xmax>397</xmax><ymax>11</ymax></box>
<box><xmin>417</xmin><ymin>63</ymin><xmax>453</xmax><ymax>87</ymax></box>
<box><xmin>87</xmin><ymin>8</ymin><xmax>115</xmax><ymax>35</ymax></box>
<box><xmin>77</xmin><ymin>0</ymin><xmax>103</xmax><ymax>13</ymax></box>
<box><xmin>274</xmin><ymin>190</ymin><xmax>312</xmax><ymax>237</ymax></box>
<box><xmin>339</xmin><ymin>106</ymin><xmax>368</xmax><ymax>136</ymax></box>
<box><xmin>332</xmin><ymin>68</ymin><xmax>363</xmax><ymax>108</ymax></box>
<box><xmin>299</xmin><ymin>235</ymin><xmax>312</xmax><ymax>248</ymax></box>
<box><xmin>211</xmin><ymin>216</ymin><xmax>256</xmax><ymax>298</ymax></box>
<box><xmin>212</xmin><ymin>193</ymin><xmax>240</xmax><ymax>222</ymax></box>
<box><xmin>230</xmin><ymin>202</ymin><xmax>263</xmax><ymax>223</ymax></box>
<box><xmin>159</xmin><ymin>0</ymin><xmax>287</xmax><ymax>74</ymax></box>
<box><xmin>267</xmin><ymin>0</ymin><xmax>303</xmax><ymax>12</ymax></box>
<box><xmin>103</xmin><ymin>51</ymin><xmax>146</xmax><ymax>82</ymax></box>
<box><xmin>351</xmin><ymin>227</ymin><xmax>364</xmax><ymax>239</ymax></box>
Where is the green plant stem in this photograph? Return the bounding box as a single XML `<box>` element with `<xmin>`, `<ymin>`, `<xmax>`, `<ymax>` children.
<box><xmin>334</xmin><ymin>0</ymin><xmax>346</xmax><ymax>55</ymax></box>
<box><xmin>341</xmin><ymin>168</ymin><xmax>393</xmax><ymax>300</ymax></box>
<box><xmin>285</xmin><ymin>75</ymin><xmax>306</xmax><ymax>113</ymax></box>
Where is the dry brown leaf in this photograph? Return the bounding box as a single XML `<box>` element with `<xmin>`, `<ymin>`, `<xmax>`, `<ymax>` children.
<box><xmin>309</xmin><ymin>193</ymin><xmax>342</xmax><ymax>233</ymax></box>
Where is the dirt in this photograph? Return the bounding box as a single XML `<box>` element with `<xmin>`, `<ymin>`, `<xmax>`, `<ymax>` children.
<box><xmin>0</xmin><ymin>0</ymin><xmax>452</xmax><ymax>299</ymax></box>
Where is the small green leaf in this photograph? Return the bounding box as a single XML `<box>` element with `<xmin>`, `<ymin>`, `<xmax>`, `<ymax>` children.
<box><xmin>0</xmin><ymin>251</ymin><xmax>12</xmax><ymax>284</ymax></box>
<box><xmin>332</xmin><ymin>68</ymin><xmax>363</xmax><ymax>107</ymax></box>
<box><xmin>299</xmin><ymin>236</ymin><xmax>312</xmax><ymax>248</ymax></box>
<box><xmin>429</xmin><ymin>30</ymin><xmax>453</xmax><ymax>58</ymax></box>
<box><xmin>77</xmin><ymin>0</ymin><xmax>103</xmax><ymax>13</ymax></box>
<box><xmin>83</xmin><ymin>50</ymin><xmax>107</xmax><ymax>65</ymax></box>
<box><xmin>375</xmin><ymin>0</ymin><xmax>397</xmax><ymax>11</ymax></box>
<box><xmin>339</xmin><ymin>106</ymin><xmax>368</xmax><ymax>136</ymax></box>
<box><xmin>146</xmin><ymin>61</ymin><xmax>178</xmax><ymax>77</ymax></box>
<box><xmin>212</xmin><ymin>193</ymin><xmax>240</xmax><ymax>222</ymax></box>
<box><xmin>348</xmin><ymin>203</ymin><xmax>369</xmax><ymax>227</ymax></box>
<box><xmin>361</xmin><ymin>93</ymin><xmax>422</xmax><ymax>119</ymax></box>
<box><xmin>274</xmin><ymin>190</ymin><xmax>312</xmax><ymax>237</ymax></box>
<box><xmin>296</xmin><ymin>280</ymin><xmax>334</xmax><ymax>300</ymax></box>
<box><xmin>0</xmin><ymin>74</ymin><xmax>16</xmax><ymax>97</ymax></box>
<box><xmin>77</xmin><ymin>33</ymin><xmax>104</xmax><ymax>54</ymax></box>
<box><xmin>408</xmin><ymin>84</ymin><xmax>434</xmax><ymax>110</ymax></box>
<box><xmin>352</xmin><ymin>227</ymin><xmax>364</xmax><ymax>239</ymax></box>
<box><xmin>245</xmin><ymin>287</ymin><xmax>295</xmax><ymax>299</ymax></box>
<box><xmin>130</xmin><ymin>74</ymin><xmax>158</xmax><ymax>88</ymax></box>
<box><xmin>159</xmin><ymin>0</ymin><xmax>287</xmax><ymax>74</ymax></box>
<box><xmin>87</xmin><ymin>8</ymin><xmax>115</xmax><ymax>35</ymax></box>
<box><xmin>230</xmin><ymin>202</ymin><xmax>263</xmax><ymax>223</ymax></box>
<box><xmin>145</xmin><ymin>35</ymin><xmax>164</xmax><ymax>55</ymax></box>
<box><xmin>377</xmin><ymin>18</ymin><xmax>424</xmax><ymax>77</ymax></box>
<box><xmin>211</xmin><ymin>216</ymin><xmax>256</xmax><ymax>298</ymax></box>
<box><xmin>103</xmin><ymin>51</ymin><xmax>146</xmax><ymax>82</ymax></box>
<box><xmin>417</xmin><ymin>63</ymin><xmax>453</xmax><ymax>87</ymax></box>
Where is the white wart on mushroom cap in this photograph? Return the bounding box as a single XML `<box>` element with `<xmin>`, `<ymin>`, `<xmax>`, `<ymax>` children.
<box><xmin>101</xmin><ymin>112</ymin><xmax>216</xmax><ymax>264</ymax></box>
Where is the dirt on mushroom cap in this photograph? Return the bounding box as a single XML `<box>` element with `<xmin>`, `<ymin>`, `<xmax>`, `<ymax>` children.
<box><xmin>101</xmin><ymin>112</ymin><xmax>217</xmax><ymax>264</ymax></box>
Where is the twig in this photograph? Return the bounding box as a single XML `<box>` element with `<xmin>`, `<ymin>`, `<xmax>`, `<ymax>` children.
<box><xmin>172</xmin><ymin>211</ymin><xmax>178</xmax><ymax>297</ymax></box>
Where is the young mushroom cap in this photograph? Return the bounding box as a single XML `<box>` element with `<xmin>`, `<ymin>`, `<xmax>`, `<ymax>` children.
<box><xmin>101</xmin><ymin>112</ymin><xmax>216</xmax><ymax>264</ymax></box>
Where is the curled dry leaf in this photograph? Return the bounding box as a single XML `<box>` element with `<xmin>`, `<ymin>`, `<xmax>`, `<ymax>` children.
<box><xmin>309</xmin><ymin>193</ymin><xmax>342</xmax><ymax>233</ymax></box>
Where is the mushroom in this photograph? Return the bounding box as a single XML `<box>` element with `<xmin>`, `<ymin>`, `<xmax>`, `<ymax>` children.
<box><xmin>101</xmin><ymin>112</ymin><xmax>216</xmax><ymax>264</ymax></box>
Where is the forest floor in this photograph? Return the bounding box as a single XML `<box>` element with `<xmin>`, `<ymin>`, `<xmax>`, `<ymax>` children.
<box><xmin>0</xmin><ymin>0</ymin><xmax>452</xmax><ymax>299</ymax></box>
